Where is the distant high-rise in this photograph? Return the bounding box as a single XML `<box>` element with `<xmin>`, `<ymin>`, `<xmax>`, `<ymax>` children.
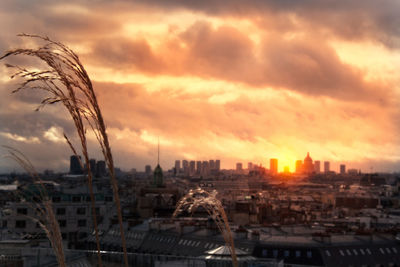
<box><xmin>145</xmin><ymin>165</ymin><xmax>152</xmax><ymax>176</ymax></box>
<box><xmin>270</xmin><ymin>158</ymin><xmax>278</xmax><ymax>174</ymax></box>
<box><xmin>324</xmin><ymin>161</ymin><xmax>330</xmax><ymax>173</ymax></box>
<box><xmin>89</xmin><ymin>159</ymin><xmax>96</xmax><ymax>174</ymax></box>
<box><xmin>340</xmin><ymin>164</ymin><xmax>346</xmax><ymax>174</ymax></box>
<box><xmin>70</xmin><ymin>155</ymin><xmax>83</xmax><ymax>174</ymax></box>
<box><xmin>182</xmin><ymin>160</ymin><xmax>189</xmax><ymax>174</ymax></box>
<box><xmin>209</xmin><ymin>160</ymin><xmax>215</xmax><ymax>170</ymax></box>
<box><xmin>215</xmin><ymin>160</ymin><xmax>221</xmax><ymax>171</ymax></box>
<box><xmin>202</xmin><ymin>161</ymin><xmax>209</xmax><ymax>176</ymax></box>
<box><xmin>175</xmin><ymin>160</ymin><xmax>181</xmax><ymax>173</ymax></box>
<box><xmin>236</xmin><ymin>163</ymin><xmax>243</xmax><ymax>171</ymax></box>
<box><xmin>189</xmin><ymin>161</ymin><xmax>196</xmax><ymax>175</ymax></box>
<box><xmin>314</xmin><ymin>160</ymin><xmax>321</xmax><ymax>173</ymax></box>
<box><xmin>302</xmin><ymin>152</ymin><xmax>314</xmax><ymax>174</ymax></box>
<box><xmin>96</xmin><ymin>160</ymin><xmax>106</xmax><ymax>177</ymax></box>
<box><xmin>295</xmin><ymin>160</ymin><xmax>303</xmax><ymax>173</ymax></box>
<box><xmin>248</xmin><ymin>162</ymin><xmax>253</xmax><ymax>171</ymax></box>
<box><xmin>196</xmin><ymin>161</ymin><xmax>202</xmax><ymax>174</ymax></box>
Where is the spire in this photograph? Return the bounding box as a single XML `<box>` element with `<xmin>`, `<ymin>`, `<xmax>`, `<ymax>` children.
<box><xmin>157</xmin><ymin>136</ymin><xmax>160</xmax><ymax>165</ymax></box>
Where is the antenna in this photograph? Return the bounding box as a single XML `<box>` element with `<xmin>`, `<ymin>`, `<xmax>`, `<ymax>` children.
<box><xmin>157</xmin><ymin>137</ymin><xmax>160</xmax><ymax>165</ymax></box>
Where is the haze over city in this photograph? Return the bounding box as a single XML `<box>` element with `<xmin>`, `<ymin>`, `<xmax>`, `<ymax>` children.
<box><xmin>1</xmin><ymin>0</ymin><xmax>400</xmax><ymax>173</ymax></box>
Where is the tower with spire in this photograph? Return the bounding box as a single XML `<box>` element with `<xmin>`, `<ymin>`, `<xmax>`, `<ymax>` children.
<box><xmin>153</xmin><ymin>137</ymin><xmax>164</xmax><ymax>187</ymax></box>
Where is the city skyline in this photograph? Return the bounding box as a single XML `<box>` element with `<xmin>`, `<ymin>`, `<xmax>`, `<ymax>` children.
<box><xmin>1</xmin><ymin>1</ymin><xmax>400</xmax><ymax>174</ymax></box>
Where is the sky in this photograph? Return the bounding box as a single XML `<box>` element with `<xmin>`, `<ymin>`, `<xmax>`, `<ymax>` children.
<box><xmin>0</xmin><ymin>0</ymin><xmax>400</xmax><ymax>173</ymax></box>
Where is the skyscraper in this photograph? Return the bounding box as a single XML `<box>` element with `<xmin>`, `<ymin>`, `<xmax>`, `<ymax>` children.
<box><xmin>270</xmin><ymin>158</ymin><xmax>278</xmax><ymax>174</ymax></box>
<box><xmin>302</xmin><ymin>152</ymin><xmax>314</xmax><ymax>174</ymax></box>
<box><xmin>70</xmin><ymin>155</ymin><xmax>83</xmax><ymax>174</ymax></box>
<box><xmin>145</xmin><ymin>165</ymin><xmax>152</xmax><ymax>176</ymax></box>
<box><xmin>236</xmin><ymin>163</ymin><xmax>243</xmax><ymax>172</ymax></box>
<box><xmin>89</xmin><ymin>159</ymin><xmax>96</xmax><ymax>174</ymax></box>
<box><xmin>196</xmin><ymin>161</ymin><xmax>202</xmax><ymax>174</ymax></box>
<box><xmin>248</xmin><ymin>162</ymin><xmax>253</xmax><ymax>171</ymax></box>
<box><xmin>182</xmin><ymin>160</ymin><xmax>189</xmax><ymax>174</ymax></box>
<box><xmin>215</xmin><ymin>160</ymin><xmax>221</xmax><ymax>171</ymax></box>
<box><xmin>314</xmin><ymin>160</ymin><xmax>321</xmax><ymax>173</ymax></box>
<box><xmin>189</xmin><ymin>161</ymin><xmax>196</xmax><ymax>175</ymax></box>
<box><xmin>340</xmin><ymin>164</ymin><xmax>346</xmax><ymax>174</ymax></box>
<box><xmin>324</xmin><ymin>161</ymin><xmax>330</xmax><ymax>173</ymax></box>
<box><xmin>209</xmin><ymin>160</ymin><xmax>215</xmax><ymax>170</ymax></box>
<box><xmin>295</xmin><ymin>160</ymin><xmax>303</xmax><ymax>173</ymax></box>
<box><xmin>175</xmin><ymin>160</ymin><xmax>181</xmax><ymax>173</ymax></box>
<box><xmin>96</xmin><ymin>160</ymin><xmax>106</xmax><ymax>177</ymax></box>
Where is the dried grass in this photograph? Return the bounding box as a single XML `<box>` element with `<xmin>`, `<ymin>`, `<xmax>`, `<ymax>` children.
<box><xmin>3</xmin><ymin>146</ymin><xmax>66</xmax><ymax>267</ymax></box>
<box><xmin>173</xmin><ymin>188</ymin><xmax>238</xmax><ymax>267</ymax></box>
<box><xmin>1</xmin><ymin>34</ymin><xmax>128</xmax><ymax>267</ymax></box>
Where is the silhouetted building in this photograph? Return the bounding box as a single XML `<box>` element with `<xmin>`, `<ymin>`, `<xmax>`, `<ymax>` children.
<box><xmin>270</xmin><ymin>158</ymin><xmax>278</xmax><ymax>174</ymax></box>
<box><xmin>196</xmin><ymin>161</ymin><xmax>202</xmax><ymax>174</ymax></box>
<box><xmin>145</xmin><ymin>165</ymin><xmax>152</xmax><ymax>176</ymax></box>
<box><xmin>209</xmin><ymin>160</ymin><xmax>215</xmax><ymax>170</ymax></box>
<box><xmin>175</xmin><ymin>160</ymin><xmax>180</xmax><ymax>173</ymax></box>
<box><xmin>340</xmin><ymin>164</ymin><xmax>346</xmax><ymax>174</ymax></box>
<box><xmin>215</xmin><ymin>160</ymin><xmax>221</xmax><ymax>171</ymax></box>
<box><xmin>70</xmin><ymin>155</ymin><xmax>83</xmax><ymax>174</ymax></box>
<box><xmin>324</xmin><ymin>161</ymin><xmax>330</xmax><ymax>173</ymax></box>
<box><xmin>302</xmin><ymin>152</ymin><xmax>314</xmax><ymax>174</ymax></box>
<box><xmin>96</xmin><ymin>160</ymin><xmax>106</xmax><ymax>177</ymax></box>
<box><xmin>314</xmin><ymin>160</ymin><xmax>320</xmax><ymax>173</ymax></box>
<box><xmin>248</xmin><ymin>162</ymin><xmax>253</xmax><ymax>171</ymax></box>
<box><xmin>189</xmin><ymin>161</ymin><xmax>195</xmax><ymax>175</ymax></box>
<box><xmin>236</xmin><ymin>163</ymin><xmax>243</xmax><ymax>172</ymax></box>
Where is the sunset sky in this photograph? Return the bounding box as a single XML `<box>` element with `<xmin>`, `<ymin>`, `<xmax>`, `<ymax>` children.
<box><xmin>1</xmin><ymin>0</ymin><xmax>400</xmax><ymax>173</ymax></box>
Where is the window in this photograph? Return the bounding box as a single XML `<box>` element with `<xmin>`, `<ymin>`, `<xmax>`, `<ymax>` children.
<box><xmin>273</xmin><ymin>250</ymin><xmax>278</xmax><ymax>258</ymax></box>
<box><xmin>306</xmin><ymin>251</ymin><xmax>312</xmax><ymax>258</ymax></box>
<box><xmin>339</xmin><ymin>250</ymin><xmax>345</xmax><ymax>256</ymax></box>
<box><xmin>262</xmin><ymin>249</ymin><xmax>268</xmax><ymax>257</ymax></box>
<box><xmin>325</xmin><ymin>250</ymin><xmax>331</xmax><ymax>257</ymax></box>
<box><xmin>2</xmin><ymin>220</ymin><xmax>7</xmax><ymax>228</ymax></box>
<box><xmin>105</xmin><ymin>196</ymin><xmax>113</xmax><ymax>202</ymax></box>
<box><xmin>352</xmin><ymin>249</ymin><xmax>358</xmax><ymax>255</ymax></box>
<box><xmin>52</xmin><ymin>196</ymin><xmax>61</xmax><ymax>203</ymax></box>
<box><xmin>284</xmin><ymin>250</ymin><xmax>290</xmax><ymax>257</ymax></box>
<box><xmin>58</xmin><ymin>220</ymin><xmax>66</xmax><ymax>227</ymax></box>
<box><xmin>379</xmin><ymin>248</ymin><xmax>385</xmax><ymax>254</ymax></box>
<box><xmin>56</xmin><ymin>208</ymin><xmax>66</xmax><ymax>215</ymax></box>
<box><xmin>392</xmin><ymin>247</ymin><xmax>398</xmax><ymax>253</ymax></box>
<box><xmin>366</xmin><ymin>248</ymin><xmax>372</xmax><ymax>255</ymax></box>
<box><xmin>76</xmin><ymin>207</ymin><xmax>86</xmax><ymax>215</ymax></box>
<box><xmin>385</xmin><ymin>248</ymin><xmax>391</xmax><ymax>254</ymax></box>
<box><xmin>61</xmin><ymin>233</ymin><xmax>67</xmax><ymax>239</ymax></box>
<box><xmin>15</xmin><ymin>220</ymin><xmax>26</xmax><ymax>228</ymax></box>
<box><xmin>72</xmin><ymin>196</ymin><xmax>81</xmax><ymax>202</ymax></box>
<box><xmin>78</xmin><ymin>219</ymin><xmax>86</xmax><ymax>227</ymax></box>
<box><xmin>17</xmin><ymin>208</ymin><xmax>27</xmax><ymax>215</ymax></box>
<box><xmin>346</xmin><ymin>249</ymin><xmax>352</xmax><ymax>256</ymax></box>
<box><xmin>360</xmin><ymin>248</ymin><xmax>365</xmax><ymax>255</ymax></box>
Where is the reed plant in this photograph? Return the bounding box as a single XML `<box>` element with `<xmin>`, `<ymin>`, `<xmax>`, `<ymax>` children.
<box><xmin>1</xmin><ymin>34</ymin><xmax>128</xmax><ymax>267</ymax></box>
<box><xmin>173</xmin><ymin>188</ymin><xmax>238</xmax><ymax>267</ymax></box>
<box><xmin>3</xmin><ymin>146</ymin><xmax>66</xmax><ymax>267</ymax></box>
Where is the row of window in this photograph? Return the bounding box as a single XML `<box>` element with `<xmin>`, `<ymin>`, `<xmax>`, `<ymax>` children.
<box><xmin>52</xmin><ymin>196</ymin><xmax>113</xmax><ymax>203</ymax></box>
<box><xmin>261</xmin><ymin>249</ymin><xmax>313</xmax><ymax>258</ymax></box>
<box><xmin>334</xmin><ymin>247</ymin><xmax>398</xmax><ymax>257</ymax></box>
<box><xmin>15</xmin><ymin>219</ymin><xmax>87</xmax><ymax>228</ymax></box>
<box><xmin>17</xmin><ymin>207</ymin><xmax>97</xmax><ymax>216</ymax></box>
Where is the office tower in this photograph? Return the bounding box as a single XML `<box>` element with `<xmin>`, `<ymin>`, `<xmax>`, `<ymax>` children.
<box><xmin>96</xmin><ymin>160</ymin><xmax>106</xmax><ymax>177</ymax></box>
<box><xmin>189</xmin><ymin>161</ymin><xmax>196</xmax><ymax>175</ymax></box>
<box><xmin>295</xmin><ymin>160</ymin><xmax>303</xmax><ymax>173</ymax></box>
<box><xmin>202</xmin><ymin>161</ymin><xmax>209</xmax><ymax>176</ymax></box>
<box><xmin>209</xmin><ymin>160</ymin><xmax>215</xmax><ymax>170</ymax></box>
<box><xmin>175</xmin><ymin>160</ymin><xmax>181</xmax><ymax>173</ymax></box>
<box><xmin>182</xmin><ymin>160</ymin><xmax>189</xmax><ymax>175</ymax></box>
<box><xmin>270</xmin><ymin>158</ymin><xmax>278</xmax><ymax>174</ymax></box>
<box><xmin>314</xmin><ymin>160</ymin><xmax>321</xmax><ymax>173</ymax></box>
<box><xmin>70</xmin><ymin>155</ymin><xmax>83</xmax><ymax>174</ymax></box>
<box><xmin>196</xmin><ymin>161</ymin><xmax>202</xmax><ymax>174</ymax></box>
<box><xmin>340</xmin><ymin>164</ymin><xmax>346</xmax><ymax>174</ymax></box>
<box><xmin>236</xmin><ymin>163</ymin><xmax>243</xmax><ymax>171</ymax></box>
<box><xmin>248</xmin><ymin>162</ymin><xmax>253</xmax><ymax>171</ymax></box>
<box><xmin>215</xmin><ymin>160</ymin><xmax>221</xmax><ymax>171</ymax></box>
<box><xmin>303</xmin><ymin>152</ymin><xmax>314</xmax><ymax>174</ymax></box>
<box><xmin>145</xmin><ymin>165</ymin><xmax>152</xmax><ymax>176</ymax></box>
<box><xmin>324</xmin><ymin>161</ymin><xmax>330</xmax><ymax>173</ymax></box>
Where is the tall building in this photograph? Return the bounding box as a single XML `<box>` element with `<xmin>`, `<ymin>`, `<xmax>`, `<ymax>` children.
<box><xmin>189</xmin><ymin>161</ymin><xmax>196</xmax><ymax>175</ymax></box>
<box><xmin>202</xmin><ymin>161</ymin><xmax>209</xmax><ymax>176</ymax></box>
<box><xmin>236</xmin><ymin>163</ymin><xmax>243</xmax><ymax>172</ymax></box>
<box><xmin>270</xmin><ymin>158</ymin><xmax>278</xmax><ymax>174</ymax></box>
<box><xmin>145</xmin><ymin>165</ymin><xmax>152</xmax><ymax>176</ymax></box>
<box><xmin>248</xmin><ymin>162</ymin><xmax>253</xmax><ymax>171</ymax></box>
<box><xmin>302</xmin><ymin>152</ymin><xmax>314</xmax><ymax>174</ymax></box>
<box><xmin>174</xmin><ymin>160</ymin><xmax>181</xmax><ymax>173</ymax></box>
<box><xmin>196</xmin><ymin>161</ymin><xmax>202</xmax><ymax>174</ymax></box>
<box><xmin>215</xmin><ymin>160</ymin><xmax>221</xmax><ymax>171</ymax></box>
<box><xmin>295</xmin><ymin>160</ymin><xmax>303</xmax><ymax>173</ymax></box>
<box><xmin>89</xmin><ymin>159</ymin><xmax>96</xmax><ymax>174</ymax></box>
<box><xmin>324</xmin><ymin>161</ymin><xmax>330</xmax><ymax>173</ymax></box>
<box><xmin>340</xmin><ymin>164</ymin><xmax>346</xmax><ymax>174</ymax></box>
<box><xmin>209</xmin><ymin>160</ymin><xmax>215</xmax><ymax>170</ymax></box>
<box><xmin>70</xmin><ymin>155</ymin><xmax>83</xmax><ymax>174</ymax></box>
<box><xmin>182</xmin><ymin>160</ymin><xmax>189</xmax><ymax>175</ymax></box>
<box><xmin>96</xmin><ymin>160</ymin><xmax>106</xmax><ymax>177</ymax></box>
<box><xmin>314</xmin><ymin>160</ymin><xmax>321</xmax><ymax>173</ymax></box>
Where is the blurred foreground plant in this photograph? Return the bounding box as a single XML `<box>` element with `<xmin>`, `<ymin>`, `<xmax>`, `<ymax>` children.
<box><xmin>3</xmin><ymin>146</ymin><xmax>66</xmax><ymax>267</ymax></box>
<box><xmin>173</xmin><ymin>188</ymin><xmax>238</xmax><ymax>267</ymax></box>
<box><xmin>1</xmin><ymin>34</ymin><xmax>128</xmax><ymax>267</ymax></box>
